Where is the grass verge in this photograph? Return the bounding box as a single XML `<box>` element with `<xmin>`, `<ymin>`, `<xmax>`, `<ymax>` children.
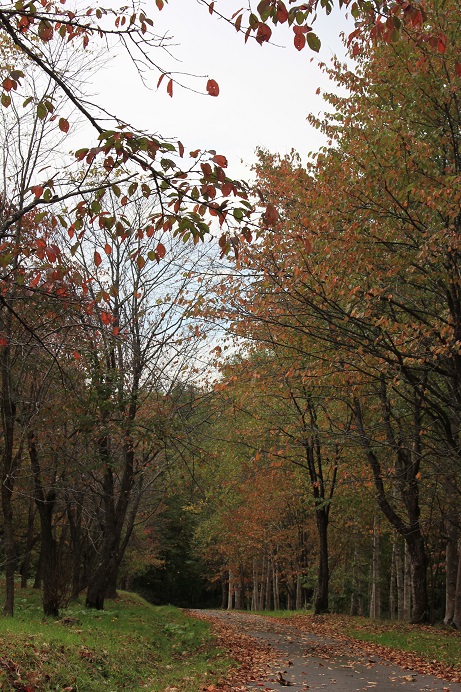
<box><xmin>0</xmin><ymin>587</ymin><xmax>231</xmax><ymax>691</ymax></box>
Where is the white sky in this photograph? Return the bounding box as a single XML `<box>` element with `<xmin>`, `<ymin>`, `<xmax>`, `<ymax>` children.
<box><xmin>91</xmin><ymin>0</ymin><xmax>351</xmax><ymax>182</ymax></box>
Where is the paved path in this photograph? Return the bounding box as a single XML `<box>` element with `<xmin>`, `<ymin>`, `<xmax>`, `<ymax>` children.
<box><xmin>198</xmin><ymin>611</ymin><xmax>461</xmax><ymax>692</ymax></box>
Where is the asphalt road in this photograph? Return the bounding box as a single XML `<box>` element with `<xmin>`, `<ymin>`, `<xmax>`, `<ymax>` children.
<box><xmin>200</xmin><ymin>611</ymin><xmax>461</xmax><ymax>692</ymax></box>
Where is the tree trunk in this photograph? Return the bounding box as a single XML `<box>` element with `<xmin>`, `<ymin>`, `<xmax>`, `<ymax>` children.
<box><xmin>227</xmin><ymin>569</ymin><xmax>233</xmax><ymax>611</ymax></box>
<box><xmin>20</xmin><ymin>495</ymin><xmax>36</xmax><ymax>589</ymax></box>
<box><xmin>395</xmin><ymin>539</ymin><xmax>404</xmax><ymax>620</ymax></box>
<box><xmin>444</xmin><ymin>503</ymin><xmax>459</xmax><ymax>625</ymax></box>
<box><xmin>369</xmin><ymin>514</ymin><xmax>381</xmax><ymax>619</ymax></box>
<box><xmin>85</xmin><ymin>440</ymin><xmax>140</xmax><ymax>610</ymax></box>
<box><xmin>28</xmin><ymin>431</ymin><xmax>65</xmax><ymax>617</ymax></box>
<box><xmin>296</xmin><ymin>573</ymin><xmax>302</xmax><ymax>610</ymax></box>
<box><xmin>252</xmin><ymin>559</ymin><xmax>258</xmax><ymax>611</ymax></box>
<box><xmin>264</xmin><ymin>560</ymin><xmax>272</xmax><ymax>611</ymax></box>
<box><xmin>403</xmin><ymin>541</ymin><xmax>412</xmax><ymax>621</ymax></box>
<box><xmin>1</xmin><ymin>337</ymin><xmax>17</xmax><ymax>617</ymax></box>
<box><xmin>452</xmin><ymin>543</ymin><xmax>461</xmax><ymax>629</ymax></box>
<box><xmin>389</xmin><ymin>543</ymin><xmax>396</xmax><ymax>620</ymax></box>
<box><xmin>314</xmin><ymin>508</ymin><xmax>329</xmax><ymax>614</ymax></box>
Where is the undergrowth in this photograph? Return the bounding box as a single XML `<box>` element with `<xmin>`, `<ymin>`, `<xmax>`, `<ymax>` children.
<box><xmin>0</xmin><ymin>587</ymin><xmax>231</xmax><ymax>691</ymax></box>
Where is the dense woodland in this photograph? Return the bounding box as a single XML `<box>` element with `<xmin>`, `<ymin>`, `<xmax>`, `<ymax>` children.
<box><xmin>0</xmin><ymin>0</ymin><xmax>460</xmax><ymax>629</ymax></box>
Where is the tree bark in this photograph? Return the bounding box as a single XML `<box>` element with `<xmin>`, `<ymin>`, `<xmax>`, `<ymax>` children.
<box><xmin>444</xmin><ymin>496</ymin><xmax>459</xmax><ymax>625</ymax></box>
<box><xmin>369</xmin><ymin>514</ymin><xmax>381</xmax><ymax>619</ymax></box>
<box><xmin>315</xmin><ymin>508</ymin><xmax>329</xmax><ymax>614</ymax></box>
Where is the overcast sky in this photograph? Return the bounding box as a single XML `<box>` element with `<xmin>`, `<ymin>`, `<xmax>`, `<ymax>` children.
<box><xmin>91</xmin><ymin>0</ymin><xmax>351</xmax><ymax>182</ymax></box>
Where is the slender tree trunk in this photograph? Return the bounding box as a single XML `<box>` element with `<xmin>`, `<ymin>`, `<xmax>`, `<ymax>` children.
<box><xmin>252</xmin><ymin>559</ymin><xmax>258</xmax><ymax>611</ymax></box>
<box><xmin>444</xmin><ymin>505</ymin><xmax>459</xmax><ymax>625</ymax></box>
<box><xmin>28</xmin><ymin>431</ymin><xmax>64</xmax><ymax>617</ymax></box>
<box><xmin>296</xmin><ymin>573</ymin><xmax>302</xmax><ymax>610</ymax></box>
<box><xmin>227</xmin><ymin>569</ymin><xmax>233</xmax><ymax>611</ymax></box>
<box><xmin>20</xmin><ymin>495</ymin><xmax>36</xmax><ymax>589</ymax></box>
<box><xmin>452</xmin><ymin>543</ymin><xmax>461</xmax><ymax>629</ymax></box>
<box><xmin>394</xmin><ymin>539</ymin><xmax>404</xmax><ymax>620</ymax></box>
<box><xmin>264</xmin><ymin>560</ymin><xmax>272</xmax><ymax>610</ymax></box>
<box><xmin>403</xmin><ymin>541</ymin><xmax>412</xmax><ymax>621</ymax></box>
<box><xmin>369</xmin><ymin>514</ymin><xmax>381</xmax><ymax>619</ymax></box>
<box><xmin>259</xmin><ymin>557</ymin><xmax>266</xmax><ymax>610</ymax></box>
<box><xmin>315</xmin><ymin>509</ymin><xmax>329</xmax><ymax>614</ymax></box>
<box><xmin>389</xmin><ymin>543</ymin><xmax>397</xmax><ymax>620</ymax></box>
<box><xmin>273</xmin><ymin>563</ymin><xmax>280</xmax><ymax>611</ymax></box>
<box><xmin>234</xmin><ymin>570</ymin><xmax>242</xmax><ymax>610</ymax></box>
<box><xmin>1</xmin><ymin>335</ymin><xmax>17</xmax><ymax>617</ymax></box>
<box><xmin>220</xmin><ymin>575</ymin><xmax>227</xmax><ymax>609</ymax></box>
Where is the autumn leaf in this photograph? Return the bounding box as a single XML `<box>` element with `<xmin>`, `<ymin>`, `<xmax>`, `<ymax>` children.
<box><xmin>211</xmin><ymin>154</ymin><xmax>228</xmax><ymax>168</ymax></box>
<box><xmin>38</xmin><ymin>20</ymin><xmax>53</xmax><ymax>42</ymax></box>
<box><xmin>94</xmin><ymin>251</ymin><xmax>102</xmax><ymax>267</ymax></box>
<box><xmin>263</xmin><ymin>203</ymin><xmax>279</xmax><ymax>226</ymax></box>
<box><xmin>256</xmin><ymin>22</ymin><xmax>272</xmax><ymax>44</ymax></box>
<box><xmin>156</xmin><ymin>242</ymin><xmax>166</xmax><ymax>259</ymax></box>
<box><xmin>58</xmin><ymin>117</ymin><xmax>70</xmax><ymax>133</ymax></box>
<box><xmin>207</xmin><ymin>79</ymin><xmax>220</xmax><ymax>96</ymax></box>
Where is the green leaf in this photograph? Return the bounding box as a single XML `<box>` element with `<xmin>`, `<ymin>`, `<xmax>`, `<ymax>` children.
<box><xmin>36</xmin><ymin>102</ymin><xmax>47</xmax><ymax>120</ymax></box>
<box><xmin>306</xmin><ymin>32</ymin><xmax>321</xmax><ymax>52</ymax></box>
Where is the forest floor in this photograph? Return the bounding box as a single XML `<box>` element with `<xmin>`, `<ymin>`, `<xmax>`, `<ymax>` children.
<box><xmin>190</xmin><ymin>610</ymin><xmax>461</xmax><ymax>692</ymax></box>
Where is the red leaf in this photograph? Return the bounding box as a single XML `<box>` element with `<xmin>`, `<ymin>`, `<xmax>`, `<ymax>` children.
<box><xmin>94</xmin><ymin>251</ymin><xmax>102</xmax><ymax>267</ymax></box>
<box><xmin>190</xmin><ymin>149</ymin><xmax>200</xmax><ymax>158</ymax></box>
<box><xmin>256</xmin><ymin>23</ymin><xmax>272</xmax><ymax>45</ymax></box>
<box><xmin>156</xmin><ymin>0</ymin><xmax>164</xmax><ymax>9</ymax></box>
<box><xmin>0</xmin><ymin>337</ymin><xmax>8</xmax><ymax>347</ymax></box>
<box><xmin>113</xmin><ymin>326</ymin><xmax>120</xmax><ymax>336</ymax></box>
<box><xmin>101</xmin><ymin>311</ymin><xmax>111</xmax><ymax>325</ymax></box>
<box><xmin>456</xmin><ymin>62</ymin><xmax>461</xmax><ymax>77</ymax></box>
<box><xmin>104</xmin><ymin>243</ymin><xmax>112</xmax><ymax>255</ymax></box>
<box><xmin>294</xmin><ymin>33</ymin><xmax>306</xmax><ymax>51</ymax></box>
<box><xmin>2</xmin><ymin>77</ymin><xmax>14</xmax><ymax>92</ymax></box>
<box><xmin>46</xmin><ymin>247</ymin><xmax>57</xmax><ymax>263</ymax></box>
<box><xmin>207</xmin><ymin>79</ymin><xmax>220</xmax><ymax>97</ymax></box>
<box><xmin>167</xmin><ymin>78</ymin><xmax>173</xmax><ymax>97</ymax></box>
<box><xmin>38</xmin><ymin>20</ymin><xmax>53</xmax><ymax>42</ymax></box>
<box><xmin>178</xmin><ymin>140</ymin><xmax>184</xmax><ymax>157</ymax></box>
<box><xmin>31</xmin><ymin>185</ymin><xmax>44</xmax><ymax>198</ymax></box>
<box><xmin>212</xmin><ymin>154</ymin><xmax>228</xmax><ymax>168</ymax></box>
<box><xmin>209</xmin><ymin>1</ymin><xmax>214</xmax><ymax>13</ymax></box>
<box><xmin>263</xmin><ymin>203</ymin><xmax>279</xmax><ymax>226</ymax></box>
<box><xmin>73</xmin><ymin>351</ymin><xmax>81</xmax><ymax>360</ymax></box>
<box><xmin>156</xmin><ymin>242</ymin><xmax>166</xmax><ymax>259</ymax></box>
<box><xmin>59</xmin><ymin>117</ymin><xmax>70</xmax><ymax>133</ymax></box>
<box><xmin>277</xmin><ymin>4</ymin><xmax>288</xmax><ymax>22</ymax></box>
<box><xmin>157</xmin><ymin>72</ymin><xmax>165</xmax><ymax>89</ymax></box>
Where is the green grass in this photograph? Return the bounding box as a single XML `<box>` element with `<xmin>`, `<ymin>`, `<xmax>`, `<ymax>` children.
<box><xmin>342</xmin><ymin>619</ymin><xmax>461</xmax><ymax>670</ymax></box>
<box><xmin>0</xmin><ymin>587</ymin><xmax>231</xmax><ymax>691</ymax></box>
<box><xmin>255</xmin><ymin>610</ymin><xmax>461</xmax><ymax>671</ymax></box>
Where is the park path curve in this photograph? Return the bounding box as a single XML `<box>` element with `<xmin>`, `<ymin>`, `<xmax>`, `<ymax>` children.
<box><xmin>194</xmin><ymin>610</ymin><xmax>461</xmax><ymax>692</ymax></box>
